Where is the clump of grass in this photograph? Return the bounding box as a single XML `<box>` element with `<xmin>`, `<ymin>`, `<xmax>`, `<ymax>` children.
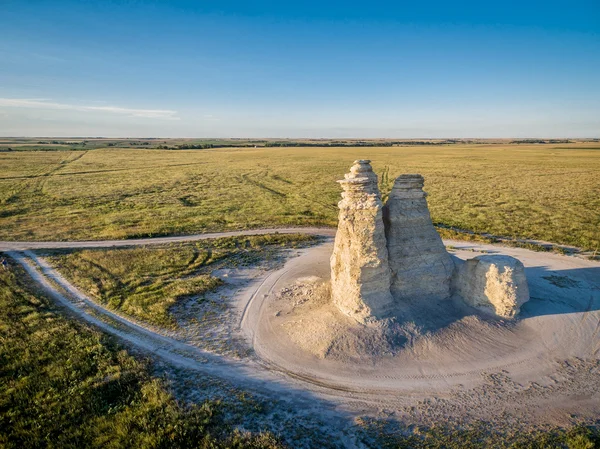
<box><xmin>42</xmin><ymin>234</ymin><xmax>316</xmax><ymax>328</ymax></box>
<box><xmin>357</xmin><ymin>419</ymin><xmax>600</xmax><ymax>449</ymax></box>
<box><xmin>0</xmin><ymin>262</ymin><xmax>284</xmax><ymax>449</ymax></box>
<box><xmin>543</xmin><ymin>275</ymin><xmax>582</xmax><ymax>289</ymax></box>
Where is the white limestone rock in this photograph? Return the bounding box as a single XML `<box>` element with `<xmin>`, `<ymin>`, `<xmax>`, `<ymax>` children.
<box><xmin>452</xmin><ymin>255</ymin><xmax>530</xmax><ymax>319</ymax></box>
<box><xmin>330</xmin><ymin>160</ymin><xmax>394</xmax><ymax>323</ymax></box>
<box><xmin>383</xmin><ymin>174</ymin><xmax>455</xmax><ymax>302</ymax></box>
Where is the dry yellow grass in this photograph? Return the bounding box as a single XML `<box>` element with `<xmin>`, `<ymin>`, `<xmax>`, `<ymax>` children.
<box><xmin>1</xmin><ymin>143</ymin><xmax>599</xmax><ymax>250</ymax></box>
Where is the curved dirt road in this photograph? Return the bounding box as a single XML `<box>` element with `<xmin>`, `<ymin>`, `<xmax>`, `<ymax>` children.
<box><xmin>244</xmin><ymin>240</ymin><xmax>600</xmax><ymax>396</ymax></box>
<box><xmin>3</xmin><ymin>228</ymin><xmax>600</xmax><ymax>428</ymax></box>
<box><xmin>0</xmin><ymin>227</ymin><xmax>336</xmax><ymax>251</ymax></box>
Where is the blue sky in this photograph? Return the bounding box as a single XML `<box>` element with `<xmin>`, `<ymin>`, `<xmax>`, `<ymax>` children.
<box><xmin>1</xmin><ymin>0</ymin><xmax>599</xmax><ymax>138</ymax></box>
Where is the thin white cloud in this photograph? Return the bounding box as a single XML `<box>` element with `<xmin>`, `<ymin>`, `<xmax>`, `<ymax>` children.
<box><xmin>0</xmin><ymin>98</ymin><xmax>179</xmax><ymax>119</ymax></box>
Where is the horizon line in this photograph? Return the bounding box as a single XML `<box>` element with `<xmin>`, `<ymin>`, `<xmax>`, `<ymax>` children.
<box><xmin>1</xmin><ymin>136</ymin><xmax>599</xmax><ymax>140</ymax></box>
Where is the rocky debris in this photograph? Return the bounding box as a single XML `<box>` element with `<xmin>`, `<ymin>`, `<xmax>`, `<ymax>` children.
<box><xmin>330</xmin><ymin>160</ymin><xmax>394</xmax><ymax>322</ymax></box>
<box><xmin>383</xmin><ymin>174</ymin><xmax>455</xmax><ymax>302</ymax></box>
<box><xmin>452</xmin><ymin>255</ymin><xmax>530</xmax><ymax>318</ymax></box>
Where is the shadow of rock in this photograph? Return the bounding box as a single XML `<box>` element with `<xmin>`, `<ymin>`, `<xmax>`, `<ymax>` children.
<box><xmin>520</xmin><ymin>265</ymin><xmax>600</xmax><ymax>318</ymax></box>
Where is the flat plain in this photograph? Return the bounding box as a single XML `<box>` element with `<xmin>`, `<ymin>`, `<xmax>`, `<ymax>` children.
<box><xmin>2</xmin><ymin>141</ymin><xmax>600</xmax><ymax>448</ymax></box>
<box><xmin>1</xmin><ymin>142</ymin><xmax>599</xmax><ymax>252</ymax></box>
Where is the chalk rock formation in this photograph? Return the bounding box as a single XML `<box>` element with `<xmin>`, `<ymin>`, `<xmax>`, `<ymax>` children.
<box><xmin>330</xmin><ymin>161</ymin><xmax>530</xmax><ymax>323</ymax></box>
<box><xmin>452</xmin><ymin>255</ymin><xmax>530</xmax><ymax>318</ymax></box>
<box><xmin>330</xmin><ymin>160</ymin><xmax>394</xmax><ymax>322</ymax></box>
<box><xmin>383</xmin><ymin>174</ymin><xmax>454</xmax><ymax>302</ymax></box>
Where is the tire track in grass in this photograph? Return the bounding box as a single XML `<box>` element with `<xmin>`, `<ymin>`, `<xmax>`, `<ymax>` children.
<box><xmin>1</xmin><ymin>153</ymin><xmax>72</xmax><ymax>204</ymax></box>
<box><xmin>37</xmin><ymin>150</ymin><xmax>89</xmax><ymax>194</ymax></box>
<box><xmin>240</xmin><ymin>173</ymin><xmax>287</xmax><ymax>198</ymax></box>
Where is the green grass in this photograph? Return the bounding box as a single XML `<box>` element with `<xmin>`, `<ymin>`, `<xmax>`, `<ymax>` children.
<box><xmin>42</xmin><ymin>234</ymin><xmax>316</xmax><ymax>327</ymax></box>
<box><xmin>359</xmin><ymin>420</ymin><xmax>600</xmax><ymax>449</ymax></box>
<box><xmin>0</xmin><ymin>262</ymin><xmax>284</xmax><ymax>449</ymax></box>
<box><xmin>1</xmin><ymin>143</ymin><xmax>599</xmax><ymax>251</ymax></box>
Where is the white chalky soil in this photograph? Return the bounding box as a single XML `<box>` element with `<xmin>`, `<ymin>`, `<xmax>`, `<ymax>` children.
<box><xmin>244</xmin><ymin>239</ymin><xmax>600</xmax><ymax>427</ymax></box>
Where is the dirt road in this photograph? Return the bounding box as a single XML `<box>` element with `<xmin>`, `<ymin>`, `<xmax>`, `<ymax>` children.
<box><xmin>4</xmin><ymin>229</ymin><xmax>600</xmax><ymax>430</ymax></box>
<box><xmin>0</xmin><ymin>227</ymin><xmax>336</xmax><ymax>251</ymax></box>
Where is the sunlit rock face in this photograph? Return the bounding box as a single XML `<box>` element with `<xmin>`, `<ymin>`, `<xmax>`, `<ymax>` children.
<box><xmin>330</xmin><ymin>162</ymin><xmax>528</xmax><ymax>322</ymax></box>
<box><xmin>452</xmin><ymin>255</ymin><xmax>530</xmax><ymax>319</ymax></box>
<box><xmin>383</xmin><ymin>174</ymin><xmax>455</xmax><ymax>303</ymax></box>
<box><xmin>329</xmin><ymin>160</ymin><xmax>394</xmax><ymax>323</ymax></box>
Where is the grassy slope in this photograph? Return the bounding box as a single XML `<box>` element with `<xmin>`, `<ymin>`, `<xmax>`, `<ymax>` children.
<box><xmin>1</xmin><ymin>144</ymin><xmax>599</xmax><ymax>250</ymax></box>
<box><xmin>43</xmin><ymin>234</ymin><xmax>316</xmax><ymax>327</ymax></box>
<box><xmin>0</xmin><ymin>263</ymin><xmax>283</xmax><ymax>449</ymax></box>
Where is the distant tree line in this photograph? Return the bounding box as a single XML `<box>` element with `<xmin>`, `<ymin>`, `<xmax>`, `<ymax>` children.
<box><xmin>155</xmin><ymin>143</ymin><xmax>260</xmax><ymax>150</ymax></box>
<box><xmin>510</xmin><ymin>139</ymin><xmax>572</xmax><ymax>144</ymax></box>
<box><xmin>263</xmin><ymin>140</ymin><xmax>459</xmax><ymax>147</ymax></box>
<box><xmin>37</xmin><ymin>140</ymin><xmax>86</xmax><ymax>145</ymax></box>
<box><xmin>172</xmin><ymin>143</ymin><xmax>217</xmax><ymax>149</ymax></box>
<box><xmin>148</xmin><ymin>140</ymin><xmax>461</xmax><ymax>150</ymax></box>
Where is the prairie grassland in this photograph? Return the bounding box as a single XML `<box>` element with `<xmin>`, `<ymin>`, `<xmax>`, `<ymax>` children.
<box><xmin>0</xmin><ymin>262</ymin><xmax>284</xmax><ymax>449</ymax></box>
<box><xmin>42</xmin><ymin>234</ymin><xmax>316</xmax><ymax>327</ymax></box>
<box><xmin>1</xmin><ymin>143</ymin><xmax>599</xmax><ymax>250</ymax></box>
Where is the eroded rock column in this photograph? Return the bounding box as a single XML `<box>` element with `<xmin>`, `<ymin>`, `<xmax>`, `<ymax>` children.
<box><xmin>384</xmin><ymin>174</ymin><xmax>454</xmax><ymax>302</ymax></box>
<box><xmin>330</xmin><ymin>160</ymin><xmax>394</xmax><ymax>323</ymax></box>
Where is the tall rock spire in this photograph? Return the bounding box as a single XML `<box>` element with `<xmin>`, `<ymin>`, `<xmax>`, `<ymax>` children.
<box><xmin>383</xmin><ymin>174</ymin><xmax>454</xmax><ymax>302</ymax></box>
<box><xmin>330</xmin><ymin>160</ymin><xmax>394</xmax><ymax>322</ymax></box>
<box><xmin>330</xmin><ymin>162</ymin><xmax>527</xmax><ymax>321</ymax></box>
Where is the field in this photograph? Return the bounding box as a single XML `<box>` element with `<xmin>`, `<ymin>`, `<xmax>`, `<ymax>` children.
<box><xmin>1</xmin><ymin>142</ymin><xmax>599</xmax><ymax>252</ymax></box>
<box><xmin>2</xmin><ymin>141</ymin><xmax>600</xmax><ymax>448</ymax></box>
<box><xmin>42</xmin><ymin>234</ymin><xmax>316</xmax><ymax>327</ymax></box>
<box><xmin>0</xmin><ymin>263</ymin><xmax>285</xmax><ymax>449</ymax></box>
